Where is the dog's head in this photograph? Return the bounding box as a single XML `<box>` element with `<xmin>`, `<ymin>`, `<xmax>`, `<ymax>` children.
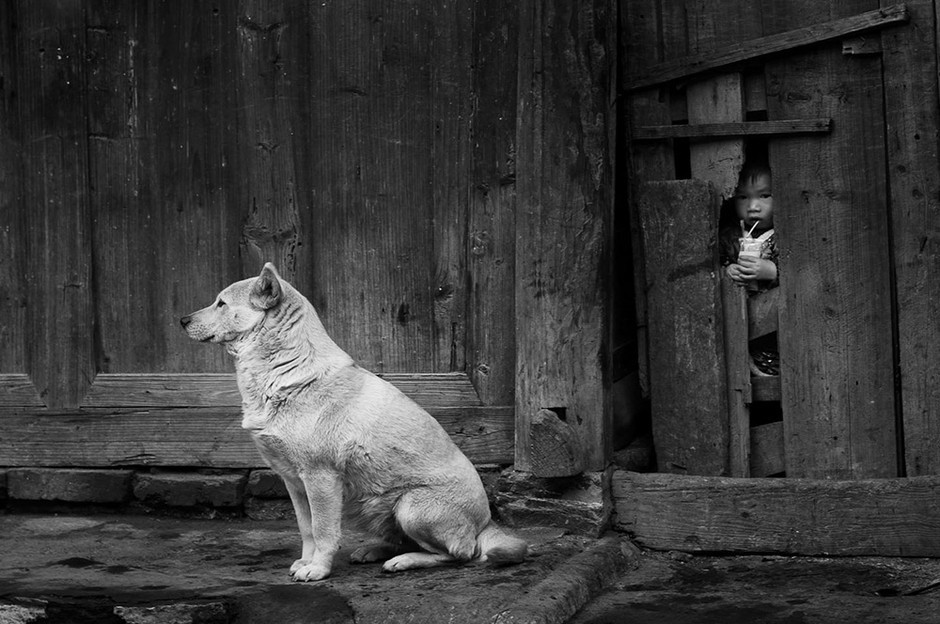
<box><xmin>180</xmin><ymin>263</ymin><xmax>284</xmax><ymax>344</ymax></box>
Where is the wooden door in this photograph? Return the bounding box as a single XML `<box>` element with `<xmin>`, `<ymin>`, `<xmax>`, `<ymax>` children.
<box><xmin>0</xmin><ymin>0</ymin><xmax>517</xmax><ymax>468</ymax></box>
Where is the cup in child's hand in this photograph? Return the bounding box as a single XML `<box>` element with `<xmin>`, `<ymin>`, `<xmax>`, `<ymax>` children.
<box><xmin>738</xmin><ymin>237</ymin><xmax>763</xmax><ymax>262</ymax></box>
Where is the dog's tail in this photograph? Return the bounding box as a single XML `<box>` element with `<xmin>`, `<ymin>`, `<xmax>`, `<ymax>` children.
<box><xmin>477</xmin><ymin>521</ymin><xmax>527</xmax><ymax>565</ymax></box>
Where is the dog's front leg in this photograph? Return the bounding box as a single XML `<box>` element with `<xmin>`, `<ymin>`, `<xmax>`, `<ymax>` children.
<box><xmin>291</xmin><ymin>468</ymin><xmax>343</xmax><ymax>582</ymax></box>
<box><xmin>281</xmin><ymin>474</ymin><xmax>317</xmax><ymax>575</ymax></box>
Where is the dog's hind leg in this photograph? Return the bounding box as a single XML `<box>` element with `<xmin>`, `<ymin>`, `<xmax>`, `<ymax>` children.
<box><xmin>350</xmin><ymin>542</ymin><xmax>410</xmax><ymax>564</ymax></box>
<box><xmin>381</xmin><ymin>489</ymin><xmax>485</xmax><ymax>573</ymax></box>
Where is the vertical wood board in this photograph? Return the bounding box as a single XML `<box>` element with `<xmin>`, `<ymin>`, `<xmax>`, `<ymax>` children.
<box><xmin>880</xmin><ymin>0</ymin><xmax>940</xmax><ymax>476</ymax></box>
<box><xmin>637</xmin><ymin>179</ymin><xmax>728</xmax><ymax>475</ymax></box>
<box><xmin>764</xmin><ymin>1</ymin><xmax>897</xmax><ymax>478</ymax></box>
<box><xmin>515</xmin><ymin>0</ymin><xmax>615</xmax><ymax>473</ymax></box>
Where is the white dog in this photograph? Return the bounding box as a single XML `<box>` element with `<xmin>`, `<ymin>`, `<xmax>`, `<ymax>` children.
<box><xmin>181</xmin><ymin>263</ymin><xmax>526</xmax><ymax>581</ymax></box>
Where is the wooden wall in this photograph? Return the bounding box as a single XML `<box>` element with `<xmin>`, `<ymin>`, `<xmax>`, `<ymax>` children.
<box><xmin>0</xmin><ymin>0</ymin><xmax>522</xmax><ymax>467</ymax></box>
<box><xmin>0</xmin><ymin>0</ymin><xmax>621</xmax><ymax>474</ymax></box>
<box><xmin>623</xmin><ymin>0</ymin><xmax>940</xmax><ymax>479</ymax></box>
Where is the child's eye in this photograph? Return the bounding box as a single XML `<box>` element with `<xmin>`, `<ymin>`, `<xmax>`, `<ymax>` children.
<box><xmin>761</xmin><ymin>193</ymin><xmax>772</xmax><ymax>199</ymax></box>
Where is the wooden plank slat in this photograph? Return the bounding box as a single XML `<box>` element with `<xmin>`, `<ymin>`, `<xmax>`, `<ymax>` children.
<box><xmin>78</xmin><ymin>372</ymin><xmax>482</xmax><ymax>409</ymax></box>
<box><xmin>515</xmin><ymin>0</ymin><xmax>615</xmax><ymax>474</ymax></box>
<box><xmin>880</xmin><ymin>0</ymin><xmax>940</xmax><ymax>476</ymax></box>
<box><xmin>751</xmin><ymin>376</ymin><xmax>781</xmax><ymax>403</ymax></box>
<box><xmin>637</xmin><ymin>180</ymin><xmax>728</xmax><ymax>475</ymax></box>
<box><xmin>766</xmin><ymin>9</ymin><xmax>897</xmax><ymax>479</ymax></box>
<box><xmin>0</xmin><ymin>375</ymin><xmax>43</xmax><ymax>408</ymax></box>
<box><xmin>0</xmin><ymin>406</ymin><xmax>514</xmax><ymax>468</ymax></box>
<box><xmin>750</xmin><ymin>421</ymin><xmax>785</xmax><ymax>476</ymax></box>
<box><xmin>19</xmin><ymin>0</ymin><xmax>96</xmax><ymax>408</ymax></box>
<box><xmin>626</xmin><ymin>4</ymin><xmax>909</xmax><ymax>91</ymax></box>
<box><xmin>747</xmin><ymin>287</ymin><xmax>780</xmax><ymax>340</ymax></box>
<box><xmin>633</xmin><ymin>118</ymin><xmax>832</xmax><ymax>140</ymax></box>
<box><xmin>721</xmin><ymin>278</ymin><xmax>752</xmax><ymax>477</ymax></box>
<box><xmin>613</xmin><ymin>470</ymin><xmax>940</xmax><ymax>556</ymax></box>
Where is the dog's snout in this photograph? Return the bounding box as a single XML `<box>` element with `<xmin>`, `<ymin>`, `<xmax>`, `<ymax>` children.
<box><xmin>180</xmin><ymin>315</ymin><xmax>192</xmax><ymax>328</ymax></box>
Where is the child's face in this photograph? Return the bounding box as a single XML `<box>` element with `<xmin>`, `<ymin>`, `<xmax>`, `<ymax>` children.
<box><xmin>734</xmin><ymin>173</ymin><xmax>773</xmax><ymax>230</ymax></box>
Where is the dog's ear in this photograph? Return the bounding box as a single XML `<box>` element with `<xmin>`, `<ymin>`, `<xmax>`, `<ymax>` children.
<box><xmin>251</xmin><ymin>263</ymin><xmax>282</xmax><ymax>310</ymax></box>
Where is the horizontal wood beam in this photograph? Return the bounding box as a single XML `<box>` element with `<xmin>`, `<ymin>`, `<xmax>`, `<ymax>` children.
<box><xmin>0</xmin><ymin>406</ymin><xmax>515</xmax><ymax>467</ymax></box>
<box><xmin>633</xmin><ymin>119</ymin><xmax>831</xmax><ymax>141</ymax></box>
<box><xmin>625</xmin><ymin>4</ymin><xmax>909</xmax><ymax>91</ymax></box>
<box><xmin>1</xmin><ymin>372</ymin><xmax>484</xmax><ymax>409</ymax></box>
<box><xmin>613</xmin><ymin>470</ymin><xmax>940</xmax><ymax>556</ymax></box>
<box><xmin>750</xmin><ymin>376</ymin><xmax>781</xmax><ymax>402</ymax></box>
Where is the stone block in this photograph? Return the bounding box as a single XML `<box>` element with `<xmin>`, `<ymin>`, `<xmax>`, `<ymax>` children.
<box><xmin>493</xmin><ymin>468</ymin><xmax>612</xmax><ymax>537</ymax></box>
<box><xmin>7</xmin><ymin>468</ymin><xmax>132</xmax><ymax>504</ymax></box>
<box><xmin>246</xmin><ymin>469</ymin><xmax>289</xmax><ymax>499</ymax></box>
<box><xmin>133</xmin><ymin>472</ymin><xmax>246</xmax><ymax>508</ymax></box>
<box><xmin>245</xmin><ymin>498</ymin><xmax>295</xmax><ymax>521</ymax></box>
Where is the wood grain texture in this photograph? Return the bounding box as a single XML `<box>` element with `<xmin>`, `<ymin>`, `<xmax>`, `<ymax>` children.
<box><xmin>0</xmin><ymin>1</ymin><xmax>25</xmax><ymax>376</ymax></box>
<box><xmin>466</xmin><ymin>0</ymin><xmax>518</xmax><ymax>406</ymax></box>
<box><xmin>764</xmin><ymin>0</ymin><xmax>897</xmax><ymax>478</ymax></box>
<box><xmin>515</xmin><ymin>0</ymin><xmax>615</xmax><ymax>472</ymax></box>
<box><xmin>638</xmin><ymin>180</ymin><xmax>728</xmax><ymax>475</ymax></box>
<box><xmin>78</xmin><ymin>372</ymin><xmax>482</xmax><ymax>409</ymax></box>
<box><xmin>880</xmin><ymin>0</ymin><xmax>940</xmax><ymax>476</ymax></box>
<box><xmin>633</xmin><ymin>119</ymin><xmax>831</xmax><ymax>140</ymax></box>
<box><xmin>0</xmin><ymin>406</ymin><xmax>514</xmax><ymax>467</ymax></box>
<box><xmin>17</xmin><ymin>0</ymin><xmax>96</xmax><ymax>408</ymax></box>
<box><xmin>626</xmin><ymin>4</ymin><xmax>909</xmax><ymax>90</ymax></box>
<box><xmin>613</xmin><ymin>470</ymin><xmax>940</xmax><ymax>556</ymax></box>
<box><xmin>722</xmin><ymin>278</ymin><xmax>752</xmax><ymax>477</ymax></box>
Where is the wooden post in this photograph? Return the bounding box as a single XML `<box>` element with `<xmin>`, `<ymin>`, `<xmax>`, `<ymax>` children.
<box><xmin>515</xmin><ymin>0</ymin><xmax>615</xmax><ymax>475</ymax></box>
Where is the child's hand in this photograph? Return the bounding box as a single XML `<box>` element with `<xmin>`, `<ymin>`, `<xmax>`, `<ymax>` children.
<box><xmin>726</xmin><ymin>263</ymin><xmax>749</xmax><ymax>284</ymax></box>
<box><xmin>734</xmin><ymin>255</ymin><xmax>777</xmax><ymax>283</ymax></box>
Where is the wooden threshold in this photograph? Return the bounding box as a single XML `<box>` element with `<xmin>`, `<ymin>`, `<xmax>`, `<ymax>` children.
<box><xmin>613</xmin><ymin>470</ymin><xmax>940</xmax><ymax>557</ymax></box>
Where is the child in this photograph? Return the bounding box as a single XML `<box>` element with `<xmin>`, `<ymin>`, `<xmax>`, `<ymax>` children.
<box><xmin>720</xmin><ymin>162</ymin><xmax>779</xmax><ymax>376</ymax></box>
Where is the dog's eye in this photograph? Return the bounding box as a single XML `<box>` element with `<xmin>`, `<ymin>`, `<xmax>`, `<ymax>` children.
<box><xmin>216</xmin><ymin>300</ymin><xmax>226</xmax><ymax>308</ymax></box>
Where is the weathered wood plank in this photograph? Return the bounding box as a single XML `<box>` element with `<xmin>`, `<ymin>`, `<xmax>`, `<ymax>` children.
<box><xmin>18</xmin><ymin>0</ymin><xmax>96</xmax><ymax>408</ymax></box>
<box><xmin>750</xmin><ymin>421</ymin><xmax>785</xmax><ymax>476</ymax></box>
<box><xmin>626</xmin><ymin>4</ymin><xmax>909</xmax><ymax>90</ymax></box>
<box><xmin>638</xmin><ymin>180</ymin><xmax>727</xmax><ymax>475</ymax></box>
<box><xmin>613</xmin><ymin>470</ymin><xmax>940</xmax><ymax>556</ymax></box>
<box><xmin>515</xmin><ymin>0</ymin><xmax>615</xmax><ymax>474</ymax></box>
<box><xmin>0</xmin><ymin>375</ymin><xmax>43</xmax><ymax>408</ymax></box>
<box><xmin>466</xmin><ymin>0</ymin><xmax>518</xmax><ymax>406</ymax></box>
<box><xmin>0</xmin><ymin>406</ymin><xmax>514</xmax><ymax>468</ymax></box>
<box><xmin>79</xmin><ymin>372</ymin><xmax>482</xmax><ymax>409</ymax></box>
<box><xmin>765</xmin><ymin>2</ymin><xmax>897</xmax><ymax>479</ymax></box>
<box><xmin>751</xmin><ymin>375</ymin><xmax>782</xmax><ymax>403</ymax></box>
<box><xmin>0</xmin><ymin>1</ymin><xmax>25</xmax><ymax>377</ymax></box>
<box><xmin>622</xmin><ymin>0</ymin><xmax>676</xmax><ymax>399</ymax></box>
<box><xmin>748</xmin><ymin>287</ymin><xmax>780</xmax><ymax>340</ymax></box>
<box><xmin>722</xmin><ymin>277</ymin><xmax>752</xmax><ymax>477</ymax></box>
<box><xmin>880</xmin><ymin>0</ymin><xmax>940</xmax><ymax>476</ymax></box>
<box><xmin>686</xmin><ymin>68</ymin><xmax>746</xmax><ymax>476</ymax></box>
<box><xmin>634</xmin><ymin>119</ymin><xmax>832</xmax><ymax>140</ymax></box>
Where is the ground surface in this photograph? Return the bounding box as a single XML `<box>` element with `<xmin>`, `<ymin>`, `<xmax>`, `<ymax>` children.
<box><xmin>0</xmin><ymin>512</ymin><xmax>624</xmax><ymax>623</ymax></box>
<box><xmin>569</xmin><ymin>549</ymin><xmax>940</xmax><ymax>624</ymax></box>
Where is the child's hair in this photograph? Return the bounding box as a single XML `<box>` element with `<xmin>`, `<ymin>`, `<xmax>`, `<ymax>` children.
<box><xmin>736</xmin><ymin>161</ymin><xmax>772</xmax><ymax>190</ymax></box>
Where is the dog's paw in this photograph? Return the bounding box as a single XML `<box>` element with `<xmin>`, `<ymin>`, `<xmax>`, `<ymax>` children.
<box><xmin>350</xmin><ymin>544</ymin><xmax>396</xmax><ymax>564</ymax></box>
<box><xmin>289</xmin><ymin>558</ymin><xmax>311</xmax><ymax>574</ymax></box>
<box><xmin>291</xmin><ymin>562</ymin><xmax>332</xmax><ymax>582</ymax></box>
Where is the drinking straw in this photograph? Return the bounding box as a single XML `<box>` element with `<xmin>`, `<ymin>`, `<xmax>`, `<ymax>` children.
<box><xmin>746</xmin><ymin>220</ymin><xmax>760</xmax><ymax>238</ymax></box>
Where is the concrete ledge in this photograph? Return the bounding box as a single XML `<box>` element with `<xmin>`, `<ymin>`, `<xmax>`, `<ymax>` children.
<box><xmin>7</xmin><ymin>468</ymin><xmax>132</xmax><ymax>503</ymax></box>
<box><xmin>490</xmin><ymin>535</ymin><xmax>638</xmax><ymax>624</ymax></box>
<box><xmin>133</xmin><ymin>472</ymin><xmax>247</xmax><ymax>508</ymax></box>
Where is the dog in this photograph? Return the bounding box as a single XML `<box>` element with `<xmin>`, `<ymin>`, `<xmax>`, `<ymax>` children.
<box><xmin>180</xmin><ymin>263</ymin><xmax>526</xmax><ymax>581</ymax></box>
